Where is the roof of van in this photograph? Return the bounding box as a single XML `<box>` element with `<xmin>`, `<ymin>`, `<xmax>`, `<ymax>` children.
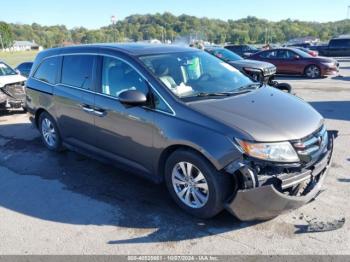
<box><xmin>41</xmin><ymin>43</ymin><xmax>195</xmax><ymax>57</ymax></box>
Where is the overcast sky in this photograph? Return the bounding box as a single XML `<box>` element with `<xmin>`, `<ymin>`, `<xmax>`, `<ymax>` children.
<box><xmin>2</xmin><ymin>0</ymin><xmax>350</xmax><ymax>29</ymax></box>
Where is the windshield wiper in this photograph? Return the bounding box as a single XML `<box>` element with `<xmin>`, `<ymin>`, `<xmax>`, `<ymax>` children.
<box><xmin>191</xmin><ymin>84</ymin><xmax>263</xmax><ymax>98</ymax></box>
<box><xmin>194</xmin><ymin>92</ymin><xmax>237</xmax><ymax>97</ymax></box>
<box><xmin>237</xmin><ymin>83</ymin><xmax>263</xmax><ymax>92</ymax></box>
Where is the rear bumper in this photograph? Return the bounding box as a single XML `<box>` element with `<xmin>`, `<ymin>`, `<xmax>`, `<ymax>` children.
<box><xmin>226</xmin><ymin>134</ymin><xmax>334</xmax><ymax>221</ymax></box>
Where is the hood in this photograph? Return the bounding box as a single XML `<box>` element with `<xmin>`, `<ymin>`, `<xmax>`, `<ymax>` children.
<box><xmin>307</xmin><ymin>56</ymin><xmax>337</xmax><ymax>63</ymax></box>
<box><xmin>229</xmin><ymin>59</ymin><xmax>274</xmax><ymax>69</ymax></box>
<box><xmin>0</xmin><ymin>74</ymin><xmax>27</xmax><ymax>88</ymax></box>
<box><xmin>188</xmin><ymin>87</ymin><xmax>323</xmax><ymax>142</ymax></box>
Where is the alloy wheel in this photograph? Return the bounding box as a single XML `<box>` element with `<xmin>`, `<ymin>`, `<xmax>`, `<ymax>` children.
<box><xmin>171</xmin><ymin>161</ymin><xmax>209</xmax><ymax>209</ymax></box>
<box><xmin>306</xmin><ymin>65</ymin><xmax>320</xmax><ymax>78</ymax></box>
<box><xmin>41</xmin><ymin>118</ymin><xmax>57</xmax><ymax>147</ymax></box>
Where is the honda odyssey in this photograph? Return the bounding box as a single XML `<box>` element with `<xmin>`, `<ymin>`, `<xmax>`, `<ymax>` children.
<box><xmin>25</xmin><ymin>44</ymin><xmax>333</xmax><ymax>221</ymax></box>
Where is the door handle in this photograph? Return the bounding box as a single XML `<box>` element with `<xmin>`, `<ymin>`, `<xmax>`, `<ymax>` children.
<box><xmin>93</xmin><ymin>108</ymin><xmax>107</xmax><ymax>117</ymax></box>
<box><xmin>81</xmin><ymin>104</ymin><xmax>94</xmax><ymax>114</ymax></box>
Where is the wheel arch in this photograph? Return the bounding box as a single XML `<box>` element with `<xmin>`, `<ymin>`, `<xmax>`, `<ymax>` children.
<box><xmin>157</xmin><ymin>144</ymin><xmax>223</xmax><ymax>182</ymax></box>
<box><xmin>34</xmin><ymin>108</ymin><xmax>48</xmax><ymax>128</ymax></box>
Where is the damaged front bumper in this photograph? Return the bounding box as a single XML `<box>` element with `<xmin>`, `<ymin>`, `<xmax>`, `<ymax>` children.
<box><xmin>225</xmin><ymin>132</ymin><xmax>334</xmax><ymax>221</ymax></box>
<box><xmin>0</xmin><ymin>84</ymin><xmax>26</xmax><ymax>110</ymax></box>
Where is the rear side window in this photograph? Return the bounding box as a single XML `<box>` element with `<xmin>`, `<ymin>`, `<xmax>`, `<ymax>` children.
<box><xmin>61</xmin><ymin>55</ymin><xmax>94</xmax><ymax>90</ymax></box>
<box><xmin>330</xmin><ymin>39</ymin><xmax>350</xmax><ymax>48</ymax></box>
<box><xmin>33</xmin><ymin>57</ymin><xmax>59</xmax><ymax>84</ymax></box>
<box><xmin>18</xmin><ymin>63</ymin><xmax>32</xmax><ymax>70</ymax></box>
<box><xmin>260</xmin><ymin>50</ymin><xmax>277</xmax><ymax>58</ymax></box>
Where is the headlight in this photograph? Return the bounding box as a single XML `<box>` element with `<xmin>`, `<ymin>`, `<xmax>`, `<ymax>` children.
<box><xmin>321</xmin><ymin>62</ymin><xmax>335</xmax><ymax>68</ymax></box>
<box><xmin>243</xmin><ymin>67</ymin><xmax>261</xmax><ymax>73</ymax></box>
<box><xmin>236</xmin><ymin>139</ymin><xmax>299</xmax><ymax>163</ymax></box>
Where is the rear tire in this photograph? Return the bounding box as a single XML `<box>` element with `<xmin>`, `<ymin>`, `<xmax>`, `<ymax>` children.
<box><xmin>38</xmin><ymin>112</ymin><xmax>63</xmax><ymax>152</ymax></box>
<box><xmin>305</xmin><ymin>65</ymin><xmax>321</xmax><ymax>79</ymax></box>
<box><xmin>165</xmin><ymin>149</ymin><xmax>232</xmax><ymax>219</ymax></box>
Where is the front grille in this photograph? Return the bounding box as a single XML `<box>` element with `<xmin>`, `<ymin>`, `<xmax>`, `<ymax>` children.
<box><xmin>292</xmin><ymin>126</ymin><xmax>328</xmax><ymax>165</ymax></box>
<box><xmin>263</xmin><ymin>66</ymin><xmax>277</xmax><ymax>76</ymax></box>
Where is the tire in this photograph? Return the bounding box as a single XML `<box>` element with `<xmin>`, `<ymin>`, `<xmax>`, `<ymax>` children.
<box><xmin>164</xmin><ymin>149</ymin><xmax>232</xmax><ymax>219</ymax></box>
<box><xmin>305</xmin><ymin>65</ymin><xmax>321</xmax><ymax>79</ymax></box>
<box><xmin>38</xmin><ymin>112</ymin><xmax>63</xmax><ymax>151</ymax></box>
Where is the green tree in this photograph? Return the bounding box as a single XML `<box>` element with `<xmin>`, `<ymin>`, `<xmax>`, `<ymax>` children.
<box><xmin>0</xmin><ymin>22</ymin><xmax>13</xmax><ymax>48</ymax></box>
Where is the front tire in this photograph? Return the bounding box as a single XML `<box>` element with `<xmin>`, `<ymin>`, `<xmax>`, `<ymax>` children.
<box><xmin>165</xmin><ymin>150</ymin><xmax>232</xmax><ymax>219</ymax></box>
<box><xmin>38</xmin><ymin>112</ymin><xmax>63</xmax><ymax>151</ymax></box>
<box><xmin>305</xmin><ymin>65</ymin><xmax>321</xmax><ymax>79</ymax></box>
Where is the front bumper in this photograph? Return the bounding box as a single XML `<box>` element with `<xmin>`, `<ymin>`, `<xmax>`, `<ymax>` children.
<box><xmin>226</xmin><ymin>133</ymin><xmax>334</xmax><ymax>221</ymax></box>
<box><xmin>322</xmin><ymin>65</ymin><xmax>339</xmax><ymax>76</ymax></box>
<box><xmin>0</xmin><ymin>89</ymin><xmax>25</xmax><ymax>110</ymax></box>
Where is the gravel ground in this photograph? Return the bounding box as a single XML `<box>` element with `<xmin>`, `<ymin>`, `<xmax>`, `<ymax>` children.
<box><xmin>0</xmin><ymin>58</ymin><xmax>349</xmax><ymax>255</ymax></box>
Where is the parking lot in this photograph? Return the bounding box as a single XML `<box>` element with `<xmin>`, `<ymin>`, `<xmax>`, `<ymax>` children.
<box><xmin>0</xmin><ymin>58</ymin><xmax>349</xmax><ymax>255</ymax></box>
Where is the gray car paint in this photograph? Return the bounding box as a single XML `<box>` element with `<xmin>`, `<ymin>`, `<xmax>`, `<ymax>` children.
<box><xmin>25</xmin><ymin>44</ymin><xmax>323</xmax><ymax>181</ymax></box>
<box><xmin>188</xmin><ymin>87</ymin><xmax>324</xmax><ymax>142</ymax></box>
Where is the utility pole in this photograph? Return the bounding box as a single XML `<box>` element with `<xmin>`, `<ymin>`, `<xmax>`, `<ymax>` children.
<box><xmin>111</xmin><ymin>15</ymin><xmax>117</xmax><ymax>42</ymax></box>
<box><xmin>347</xmin><ymin>5</ymin><xmax>350</xmax><ymax>19</ymax></box>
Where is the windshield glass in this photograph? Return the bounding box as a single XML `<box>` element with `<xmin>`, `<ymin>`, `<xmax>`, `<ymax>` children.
<box><xmin>291</xmin><ymin>48</ymin><xmax>313</xmax><ymax>58</ymax></box>
<box><xmin>0</xmin><ymin>62</ymin><xmax>17</xmax><ymax>76</ymax></box>
<box><xmin>207</xmin><ymin>48</ymin><xmax>243</xmax><ymax>62</ymax></box>
<box><xmin>139</xmin><ymin>51</ymin><xmax>253</xmax><ymax>98</ymax></box>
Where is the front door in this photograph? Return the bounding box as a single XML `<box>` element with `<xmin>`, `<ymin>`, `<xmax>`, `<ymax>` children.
<box><xmin>275</xmin><ymin>50</ymin><xmax>303</xmax><ymax>74</ymax></box>
<box><xmin>93</xmin><ymin>56</ymin><xmax>155</xmax><ymax>174</ymax></box>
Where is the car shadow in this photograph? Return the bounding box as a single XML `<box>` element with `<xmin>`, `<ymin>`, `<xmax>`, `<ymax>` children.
<box><xmin>309</xmin><ymin>101</ymin><xmax>350</xmax><ymax>121</ymax></box>
<box><xmin>338</xmin><ymin>178</ymin><xmax>350</xmax><ymax>183</ymax></box>
<box><xmin>275</xmin><ymin>75</ymin><xmax>312</xmax><ymax>81</ymax></box>
<box><xmin>0</xmin><ymin>122</ymin><xmax>260</xmax><ymax>244</ymax></box>
<box><xmin>332</xmin><ymin>76</ymin><xmax>350</xmax><ymax>81</ymax></box>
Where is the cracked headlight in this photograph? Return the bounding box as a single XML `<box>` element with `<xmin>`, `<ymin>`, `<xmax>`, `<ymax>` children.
<box><xmin>236</xmin><ymin>139</ymin><xmax>299</xmax><ymax>163</ymax></box>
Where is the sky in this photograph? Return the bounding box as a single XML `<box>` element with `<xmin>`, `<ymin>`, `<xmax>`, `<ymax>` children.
<box><xmin>1</xmin><ymin>0</ymin><xmax>350</xmax><ymax>29</ymax></box>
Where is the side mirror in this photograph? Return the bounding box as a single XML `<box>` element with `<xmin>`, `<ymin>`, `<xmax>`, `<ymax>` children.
<box><xmin>293</xmin><ymin>55</ymin><xmax>300</xmax><ymax>60</ymax></box>
<box><xmin>118</xmin><ymin>90</ymin><xmax>147</xmax><ymax>106</ymax></box>
<box><xmin>15</xmin><ymin>69</ymin><xmax>21</xmax><ymax>75</ymax></box>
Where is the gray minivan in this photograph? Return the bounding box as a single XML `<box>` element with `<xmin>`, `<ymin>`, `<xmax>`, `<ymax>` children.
<box><xmin>25</xmin><ymin>44</ymin><xmax>333</xmax><ymax>221</ymax></box>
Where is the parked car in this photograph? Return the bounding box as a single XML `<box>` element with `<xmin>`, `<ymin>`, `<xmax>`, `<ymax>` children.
<box><xmin>294</xmin><ymin>47</ymin><xmax>319</xmax><ymax>57</ymax></box>
<box><xmin>205</xmin><ymin>46</ymin><xmax>291</xmax><ymax>92</ymax></box>
<box><xmin>288</xmin><ymin>43</ymin><xmax>313</xmax><ymax>48</ymax></box>
<box><xmin>314</xmin><ymin>37</ymin><xmax>350</xmax><ymax>57</ymax></box>
<box><xmin>224</xmin><ymin>44</ymin><xmax>260</xmax><ymax>58</ymax></box>
<box><xmin>26</xmin><ymin>44</ymin><xmax>334</xmax><ymax>221</ymax></box>
<box><xmin>250</xmin><ymin>48</ymin><xmax>339</xmax><ymax>78</ymax></box>
<box><xmin>0</xmin><ymin>61</ymin><xmax>27</xmax><ymax>110</ymax></box>
<box><xmin>205</xmin><ymin>47</ymin><xmax>276</xmax><ymax>82</ymax></box>
<box><xmin>15</xmin><ymin>62</ymin><xmax>33</xmax><ymax>77</ymax></box>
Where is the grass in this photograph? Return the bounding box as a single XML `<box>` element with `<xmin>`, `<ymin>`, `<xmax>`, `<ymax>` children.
<box><xmin>0</xmin><ymin>51</ymin><xmax>39</xmax><ymax>67</ymax></box>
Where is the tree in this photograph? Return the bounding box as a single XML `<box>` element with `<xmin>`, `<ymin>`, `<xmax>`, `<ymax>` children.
<box><xmin>0</xmin><ymin>22</ymin><xmax>13</xmax><ymax>48</ymax></box>
<box><xmin>4</xmin><ymin>13</ymin><xmax>350</xmax><ymax>47</ymax></box>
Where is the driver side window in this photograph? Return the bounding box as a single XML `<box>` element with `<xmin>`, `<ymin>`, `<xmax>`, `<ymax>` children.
<box><xmin>101</xmin><ymin>57</ymin><xmax>148</xmax><ymax>98</ymax></box>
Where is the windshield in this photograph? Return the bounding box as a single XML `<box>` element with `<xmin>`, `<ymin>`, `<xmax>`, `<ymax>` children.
<box><xmin>139</xmin><ymin>51</ymin><xmax>254</xmax><ymax>99</ymax></box>
<box><xmin>291</xmin><ymin>48</ymin><xmax>313</xmax><ymax>58</ymax></box>
<box><xmin>0</xmin><ymin>62</ymin><xmax>17</xmax><ymax>76</ymax></box>
<box><xmin>207</xmin><ymin>48</ymin><xmax>243</xmax><ymax>62</ymax></box>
